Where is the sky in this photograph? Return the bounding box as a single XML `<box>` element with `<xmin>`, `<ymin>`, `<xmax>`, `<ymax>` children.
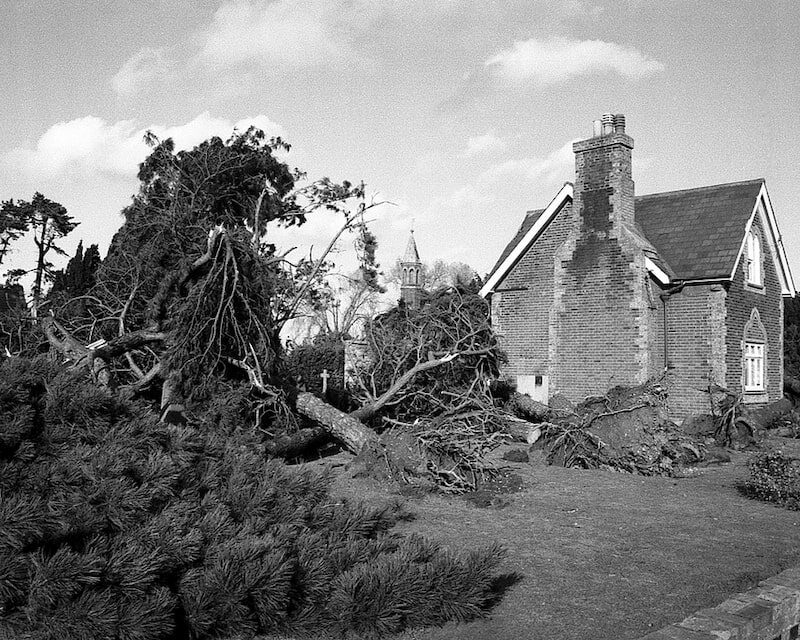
<box><xmin>2</xmin><ymin>0</ymin><xmax>799</xmax><ymax>290</ymax></box>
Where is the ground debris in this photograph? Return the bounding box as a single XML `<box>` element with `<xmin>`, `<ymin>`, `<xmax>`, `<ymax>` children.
<box><xmin>538</xmin><ymin>379</ymin><xmax>706</xmax><ymax>475</ymax></box>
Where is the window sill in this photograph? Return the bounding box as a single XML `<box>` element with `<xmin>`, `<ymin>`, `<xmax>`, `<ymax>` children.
<box><xmin>744</xmin><ymin>282</ymin><xmax>765</xmax><ymax>294</ymax></box>
<box><xmin>742</xmin><ymin>391</ymin><xmax>768</xmax><ymax>404</ymax></box>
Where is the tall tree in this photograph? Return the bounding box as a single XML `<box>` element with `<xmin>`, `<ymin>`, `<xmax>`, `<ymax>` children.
<box><xmin>0</xmin><ymin>199</ymin><xmax>30</xmax><ymax>266</ymax></box>
<box><xmin>293</xmin><ymin>226</ymin><xmax>384</xmax><ymax>340</ymax></box>
<box><xmin>3</xmin><ymin>193</ymin><xmax>77</xmax><ymax>313</ymax></box>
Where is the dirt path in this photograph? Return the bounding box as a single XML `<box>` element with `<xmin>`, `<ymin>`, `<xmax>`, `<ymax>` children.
<box><xmin>324</xmin><ymin>436</ymin><xmax>800</xmax><ymax>640</ymax></box>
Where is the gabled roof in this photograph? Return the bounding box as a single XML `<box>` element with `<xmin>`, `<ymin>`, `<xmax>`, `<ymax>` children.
<box><xmin>480</xmin><ymin>179</ymin><xmax>795</xmax><ymax>297</ymax></box>
<box><xmin>635</xmin><ymin>179</ymin><xmax>764</xmax><ymax>281</ymax></box>
<box><xmin>486</xmin><ymin>207</ymin><xmax>546</xmax><ymax>279</ymax></box>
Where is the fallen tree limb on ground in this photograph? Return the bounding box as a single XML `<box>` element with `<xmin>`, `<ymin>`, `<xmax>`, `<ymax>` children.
<box><xmin>296</xmin><ymin>391</ymin><xmax>381</xmax><ymax>454</ymax></box>
<box><xmin>504</xmin><ymin>392</ymin><xmax>553</xmax><ymax>423</ymax></box>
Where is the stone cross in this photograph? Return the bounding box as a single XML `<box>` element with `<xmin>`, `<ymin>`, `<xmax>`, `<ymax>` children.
<box><xmin>319</xmin><ymin>369</ymin><xmax>330</xmax><ymax>394</ymax></box>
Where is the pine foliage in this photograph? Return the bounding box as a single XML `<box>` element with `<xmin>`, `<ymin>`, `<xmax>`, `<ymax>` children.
<box><xmin>0</xmin><ymin>357</ymin><xmax>507</xmax><ymax>639</ymax></box>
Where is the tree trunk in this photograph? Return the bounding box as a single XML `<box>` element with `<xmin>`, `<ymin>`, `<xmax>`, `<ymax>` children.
<box><xmin>503</xmin><ymin>415</ymin><xmax>544</xmax><ymax>443</ymax></box>
<box><xmin>504</xmin><ymin>392</ymin><xmax>552</xmax><ymax>423</ymax></box>
<box><xmin>296</xmin><ymin>392</ymin><xmax>380</xmax><ymax>455</ymax></box>
<box><xmin>31</xmin><ymin>216</ymin><xmax>49</xmax><ymax>317</ymax></box>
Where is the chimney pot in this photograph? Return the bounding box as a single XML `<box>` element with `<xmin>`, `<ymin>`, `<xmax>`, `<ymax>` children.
<box><xmin>613</xmin><ymin>114</ymin><xmax>626</xmax><ymax>133</ymax></box>
<box><xmin>601</xmin><ymin>113</ymin><xmax>614</xmax><ymax>135</ymax></box>
<box><xmin>592</xmin><ymin>119</ymin><xmax>602</xmax><ymax>137</ymax></box>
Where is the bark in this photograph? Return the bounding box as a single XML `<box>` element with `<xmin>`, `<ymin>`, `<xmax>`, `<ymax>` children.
<box><xmin>502</xmin><ymin>415</ymin><xmax>545</xmax><ymax>444</ymax></box>
<box><xmin>296</xmin><ymin>391</ymin><xmax>380</xmax><ymax>455</ymax></box>
<box><xmin>92</xmin><ymin>330</ymin><xmax>167</xmax><ymax>361</ymax></box>
<box><xmin>504</xmin><ymin>392</ymin><xmax>552</xmax><ymax>423</ymax></box>
<box><xmin>149</xmin><ymin>226</ymin><xmax>224</xmax><ymax>329</ymax></box>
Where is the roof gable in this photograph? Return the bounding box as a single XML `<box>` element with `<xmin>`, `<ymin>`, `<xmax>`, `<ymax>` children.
<box><xmin>480</xmin><ymin>183</ymin><xmax>572</xmax><ymax>296</ymax></box>
<box><xmin>634</xmin><ymin>179</ymin><xmax>764</xmax><ymax>281</ymax></box>
<box><xmin>481</xmin><ymin>179</ymin><xmax>795</xmax><ymax>297</ymax></box>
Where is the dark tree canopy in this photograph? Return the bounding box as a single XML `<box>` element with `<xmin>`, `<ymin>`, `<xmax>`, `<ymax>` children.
<box><xmin>0</xmin><ymin>357</ymin><xmax>508</xmax><ymax>639</ymax></box>
<box><xmin>0</xmin><ymin>201</ymin><xmax>30</xmax><ymax>266</ymax></box>
<box><xmin>50</xmin><ymin>241</ymin><xmax>101</xmax><ymax>300</ymax></box>
<box><xmin>785</xmin><ymin>294</ymin><xmax>800</xmax><ymax>382</ymax></box>
<box><xmin>40</xmin><ymin>127</ymin><xmax>381</xmax><ymax>437</ymax></box>
<box><xmin>1</xmin><ymin>129</ymin><xmax>516</xmax><ymax>638</ymax></box>
<box><xmin>1</xmin><ymin>193</ymin><xmax>78</xmax><ymax>311</ymax></box>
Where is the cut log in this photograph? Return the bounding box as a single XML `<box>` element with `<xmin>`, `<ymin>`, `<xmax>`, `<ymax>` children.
<box><xmin>504</xmin><ymin>392</ymin><xmax>552</xmax><ymax>423</ymax></box>
<box><xmin>296</xmin><ymin>392</ymin><xmax>380</xmax><ymax>455</ymax></box>
<box><xmin>502</xmin><ymin>416</ymin><xmax>544</xmax><ymax>444</ymax></box>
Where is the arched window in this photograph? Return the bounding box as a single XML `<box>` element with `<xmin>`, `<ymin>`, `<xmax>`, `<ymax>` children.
<box><xmin>745</xmin><ymin>230</ymin><xmax>762</xmax><ymax>286</ymax></box>
<box><xmin>743</xmin><ymin>308</ymin><xmax>766</xmax><ymax>393</ymax></box>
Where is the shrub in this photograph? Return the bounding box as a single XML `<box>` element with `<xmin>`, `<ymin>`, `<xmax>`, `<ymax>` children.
<box><xmin>285</xmin><ymin>332</ymin><xmax>351</xmax><ymax>410</ymax></box>
<box><xmin>0</xmin><ymin>357</ymin><xmax>509</xmax><ymax>639</ymax></box>
<box><xmin>739</xmin><ymin>452</ymin><xmax>800</xmax><ymax>510</ymax></box>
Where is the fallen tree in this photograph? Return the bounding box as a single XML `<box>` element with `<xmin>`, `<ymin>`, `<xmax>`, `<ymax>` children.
<box><xmin>6</xmin><ymin>128</ymin><xmax>518</xmax><ymax>637</ymax></box>
<box><xmin>532</xmin><ymin>380</ymin><xmax>707</xmax><ymax>475</ymax></box>
<box><xmin>35</xmin><ymin>126</ymin><xmax>538</xmax><ymax>494</ymax></box>
<box><xmin>0</xmin><ymin>356</ymin><xmax>513</xmax><ymax>639</ymax></box>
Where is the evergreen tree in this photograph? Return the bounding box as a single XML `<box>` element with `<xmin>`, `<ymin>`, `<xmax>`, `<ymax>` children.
<box><xmin>1</xmin><ymin>193</ymin><xmax>77</xmax><ymax>314</ymax></box>
<box><xmin>51</xmin><ymin>241</ymin><xmax>101</xmax><ymax>299</ymax></box>
<box><xmin>0</xmin><ymin>357</ymin><xmax>509</xmax><ymax>639</ymax></box>
<box><xmin>0</xmin><ymin>201</ymin><xmax>30</xmax><ymax>267</ymax></box>
<box><xmin>785</xmin><ymin>294</ymin><xmax>800</xmax><ymax>381</ymax></box>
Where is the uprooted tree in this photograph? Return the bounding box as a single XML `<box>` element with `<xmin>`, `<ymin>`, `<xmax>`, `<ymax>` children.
<box><xmin>2</xmin><ymin>128</ymin><xmax>516</xmax><ymax>638</ymax></box>
<box><xmin>39</xmin><ymin>127</ymin><xmax>534</xmax><ymax>486</ymax></box>
<box><xmin>44</xmin><ymin>129</ymin><xmax>379</xmax><ymax>415</ymax></box>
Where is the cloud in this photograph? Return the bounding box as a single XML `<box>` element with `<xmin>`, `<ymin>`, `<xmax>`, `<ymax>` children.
<box><xmin>112</xmin><ymin>47</ymin><xmax>172</xmax><ymax>97</ymax></box>
<box><xmin>0</xmin><ymin>113</ymin><xmax>285</xmax><ymax>278</ymax></box>
<box><xmin>485</xmin><ymin>37</ymin><xmax>664</xmax><ymax>84</ymax></box>
<box><xmin>196</xmin><ymin>0</ymin><xmax>353</xmax><ymax>69</ymax></box>
<box><xmin>2</xmin><ymin>112</ymin><xmax>284</xmax><ymax>182</ymax></box>
<box><xmin>459</xmin><ymin>131</ymin><xmax>507</xmax><ymax>158</ymax></box>
<box><xmin>491</xmin><ymin>140</ymin><xmax>575</xmax><ymax>183</ymax></box>
<box><xmin>449</xmin><ymin>140</ymin><xmax>575</xmax><ymax>208</ymax></box>
<box><xmin>397</xmin><ymin>140</ymin><xmax>576</xmax><ymax>273</ymax></box>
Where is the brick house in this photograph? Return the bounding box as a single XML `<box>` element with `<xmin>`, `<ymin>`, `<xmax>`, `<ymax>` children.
<box><xmin>479</xmin><ymin>114</ymin><xmax>795</xmax><ymax>419</ymax></box>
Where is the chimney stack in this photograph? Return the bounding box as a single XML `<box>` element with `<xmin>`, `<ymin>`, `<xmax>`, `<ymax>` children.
<box><xmin>572</xmin><ymin>113</ymin><xmax>635</xmax><ymax>230</ymax></box>
<box><xmin>591</xmin><ymin>113</ymin><xmax>626</xmax><ymax>137</ymax></box>
<box><xmin>551</xmin><ymin>114</ymin><xmax>647</xmax><ymax>402</ymax></box>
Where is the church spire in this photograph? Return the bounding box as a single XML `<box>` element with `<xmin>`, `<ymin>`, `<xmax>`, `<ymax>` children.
<box><xmin>400</xmin><ymin>229</ymin><xmax>423</xmax><ymax>309</ymax></box>
<box><xmin>403</xmin><ymin>229</ymin><xmax>420</xmax><ymax>262</ymax></box>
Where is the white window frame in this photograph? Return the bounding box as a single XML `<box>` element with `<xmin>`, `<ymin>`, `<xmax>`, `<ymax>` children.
<box><xmin>743</xmin><ymin>342</ymin><xmax>765</xmax><ymax>392</ymax></box>
<box><xmin>745</xmin><ymin>231</ymin><xmax>762</xmax><ymax>286</ymax></box>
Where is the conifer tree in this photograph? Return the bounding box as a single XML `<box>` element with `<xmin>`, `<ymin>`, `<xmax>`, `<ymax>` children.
<box><xmin>0</xmin><ymin>357</ymin><xmax>510</xmax><ymax>639</ymax></box>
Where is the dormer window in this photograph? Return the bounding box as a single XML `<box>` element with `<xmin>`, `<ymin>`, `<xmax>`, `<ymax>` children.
<box><xmin>745</xmin><ymin>230</ymin><xmax>762</xmax><ymax>286</ymax></box>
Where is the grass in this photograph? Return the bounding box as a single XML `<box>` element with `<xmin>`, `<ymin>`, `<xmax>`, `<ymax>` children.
<box><xmin>316</xmin><ymin>436</ymin><xmax>800</xmax><ymax>640</ymax></box>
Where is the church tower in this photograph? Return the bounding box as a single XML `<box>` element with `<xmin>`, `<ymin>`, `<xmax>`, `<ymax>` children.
<box><xmin>400</xmin><ymin>230</ymin><xmax>423</xmax><ymax>309</ymax></box>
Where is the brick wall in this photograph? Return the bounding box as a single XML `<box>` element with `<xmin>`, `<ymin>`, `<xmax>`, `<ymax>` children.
<box><xmin>644</xmin><ymin>275</ymin><xmax>666</xmax><ymax>379</ymax></box>
<box><xmin>492</xmin><ymin>203</ymin><xmax>574</xmax><ymax>381</ymax></box>
<box><xmin>725</xmin><ymin>213</ymin><xmax>784</xmax><ymax>405</ymax></box>
<box><xmin>661</xmin><ymin>283</ymin><xmax>727</xmax><ymax>419</ymax></box>
<box><xmin>551</xmin><ymin>236</ymin><xmax>650</xmax><ymax>397</ymax></box>
<box><xmin>550</xmin><ymin>130</ymin><xmax>653</xmax><ymax>401</ymax></box>
<box><xmin>638</xmin><ymin>564</ymin><xmax>800</xmax><ymax>640</ymax></box>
